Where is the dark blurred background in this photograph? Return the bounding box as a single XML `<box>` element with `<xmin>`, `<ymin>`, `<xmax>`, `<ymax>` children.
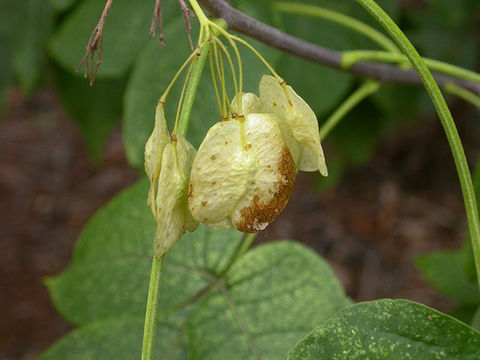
<box><xmin>1</xmin><ymin>0</ymin><xmax>480</xmax><ymax>359</ymax></box>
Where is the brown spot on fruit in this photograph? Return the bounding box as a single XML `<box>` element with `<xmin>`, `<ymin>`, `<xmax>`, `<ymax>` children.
<box><xmin>188</xmin><ymin>183</ymin><xmax>193</xmax><ymax>198</ymax></box>
<box><xmin>212</xmin><ymin>181</ymin><xmax>216</xmax><ymax>185</ymax></box>
<box><xmin>273</xmin><ymin>102</ymin><xmax>277</xmax><ymax>106</ymax></box>
<box><xmin>234</xmin><ymin>146</ymin><xmax>296</xmax><ymax>233</ymax></box>
<box><xmin>201</xmin><ymin>201</ymin><xmax>208</xmax><ymax>207</ymax></box>
<box><xmin>211</xmin><ymin>155</ymin><xmax>216</xmax><ymax>161</ymax></box>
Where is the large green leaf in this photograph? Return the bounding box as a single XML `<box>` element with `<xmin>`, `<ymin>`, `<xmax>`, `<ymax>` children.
<box><xmin>49</xmin><ymin>0</ymin><xmax>177</xmax><ymax>77</ymax></box>
<box><xmin>52</xmin><ymin>64</ymin><xmax>126</xmax><ymax>162</ymax></box>
<box><xmin>45</xmin><ymin>179</ymin><xmax>244</xmax><ymax>325</ymax></box>
<box><xmin>187</xmin><ymin>241</ymin><xmax>351</xmax><ymax>359</ymax></box>
<box><xmin>42</xmin><ymin>179</ymin><xmax>350</xmax><ymax>359</ymax></box>
<box><xmin>284</xmin><ymin>299</ymin><xmax>480</xmax><ymax>360</ymax></box>
<box><xmin>123</xmin><ymin>19</ymin><xmax>281</xmax><ymax>169</ymax></box>
<box><xmin>416</xmin><ymin>245</ymin><xmax>480</xmax><ymax>305</ymax></box>
<box><xmin>39</xmin><ymin>317</ymin><xmax>187</xmax><ymax>360</ymax></box>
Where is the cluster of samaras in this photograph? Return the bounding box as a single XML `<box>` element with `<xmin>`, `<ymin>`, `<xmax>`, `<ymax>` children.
<box><xmin>145</xmin><ymin>75</ymin><xmax>327</xmax><ymax>256</ymax></box>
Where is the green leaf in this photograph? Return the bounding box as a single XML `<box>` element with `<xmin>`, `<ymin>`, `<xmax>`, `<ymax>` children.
<box><xmin>473</xmin><ymin>306</ymin><xmax>480</xmax><ymax>330</ymax></box>
<box><xmin>49</xmin><ymin>0</ymin><xmax>177</xmax><ymax>77</ymax></box>
<box><xmin>38</xmin><ymin>317</ymin><xmax>187</xmax><ymax>360</ymax></box>
<box><xmin>284</xmin><ymin>299</ymin><xmax>480</xmax><ymax>360</ymax></box>
<box><xmin>327</xmin><ymin>99</ymin><xmax>383</xmax><ymax>165</ymax></box>
<box><xmin>415</xmin><ymin>245</ymin><xmax>480</xmax><ymax>305</ymax></box>
<box><xmin>42</xmin><ymin>180</ymin><xmax>350</xmax><ymax>359</ymax></box>
<box><xmin>423</xmin><ymin>0</ymin><xmax>479</xmax><ymax>29</ymax></box>
<box><xmin>48</xmin><ymin>0</ymin><xmax>77</xmax><ymax>12</ymax></box>
<box><xmin>52</xmin><ymin>64</ymin><xmax>126</xmax><ymax>162</ymax></box>
<box><xmin>275</xmin><ymin>12</ymin><xmax>353</xmax><ymax>117</ymax></box>
<box><xmin>187</xmin><ymin>241</ymin><xmax>351</xmax><ymax>360</ymax></box>
<box><xmin>124</xmin><ymin>19</ymin><xmax>281</xmax><ymax>169</ymax></box>
<box><xmin>0</xmin><ymin>0</ymin><xmax>54</xmax><ymax>94</ymax></box>
<box><xmin>46</xmin><ymin>179</ymin><xmax>244</xmax><ymax>325</ymax></box>
<box><xmin>474</xmin><ymin>158</ymin><xmax>480</xmax><ymax>213</ymax></box>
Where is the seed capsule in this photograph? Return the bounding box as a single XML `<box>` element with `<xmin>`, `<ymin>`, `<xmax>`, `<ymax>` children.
<box><xmin>145</xmin><ymin>102</ymin><xmax>171</xmax><ymax>217</ymax></box>
<box><xmin>145</xmin><ymin>102</ymin><xmax>198</xmax><ymax>257</ymax></box>
<box><xmin>259</xmin><ymin>75</ymin><xmax>328</xmax><ymax>176</ymax></box>
<box><xmin>188</xmin><ymin>112</ymin><xmax>295</xmax><ymax>233</ymax></box>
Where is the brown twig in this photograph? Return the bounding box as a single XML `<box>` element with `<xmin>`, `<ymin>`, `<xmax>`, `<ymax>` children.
<box><xmin>76</xmin><ymin>0</ymin><xmax>114</xmax><ymax>86</ymax></box>
<box><xmin>150</xmin><ymin>0</ymin><xmax>166</xmax><ymax>44</ymax></box>
<box><xmin>178</xmin><ymin>0</ymin><xmax>195</xmax><ymax>51</ymax></box>
<box><xmin>197</xmin><ymin>0</ymin><xmax>480</xmax><ymax>94</ymax></box>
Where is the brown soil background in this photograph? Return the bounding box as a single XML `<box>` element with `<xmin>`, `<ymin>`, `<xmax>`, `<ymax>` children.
<box><xmin>1</xmin><ymin>88</ymin><xmax>479</xmax><ymax>359</ymax></box>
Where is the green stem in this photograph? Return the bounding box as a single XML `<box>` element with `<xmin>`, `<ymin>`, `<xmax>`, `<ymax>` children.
<box><xmin>319</xmin><ymin>80</ymin><xmax>380</xmax><ymax>141</ymax></box>
<box><xmin>273</xmin><ymin>1</ymin><xmax>399</xmax><ymax>53</ymax></box>
<box><xmin>444</xmin><ymin>83</ymin><xmax>480</xmax><ymax>109</ymax></box>
<box><xmin>176</xmin><ymin>43</ymin><xmax>211</xmax><ymax>137</ymax></box>
<box><xmin>342</xmin><ymin>50</ymin><xmax>480</xmax><ymax>84</ymax></box>
<box><xmin>354</xmin><ymin>0</ymin><xmax>480</xmax><ymax>288</ymax></box>
<box><xmin>141</xmin><ymin>255</ymin><xmax>165</xmax><ymax>360</ymax></box>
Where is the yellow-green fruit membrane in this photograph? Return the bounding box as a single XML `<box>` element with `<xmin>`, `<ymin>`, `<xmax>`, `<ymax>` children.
<box><xmin>188</xmin><ymin>113</ymin><xmax>296</xmax><ymax>233</ymax></box>
<box><xmin>231</xmin><ymin>92</ymin><xmax>260</xmax><ymax>115</ymax></box>
<box><xmin>144</xmin><ymin>102</ymin><xmax>198</xmax><ymax>257</ymax></box>
<box><xmin>144</xmin><ymin>102</ymin><xmax>171</xmax><ymax>217</ymax></box>
<box><xmin>259</xmin><ymin>75</ymin><xmax>328</xmax><ymax>176</ymax></box>
<box><xmin>152</xmin><ymin>137</ymin><xmax>198</xmax><ymax>256</ymax></box>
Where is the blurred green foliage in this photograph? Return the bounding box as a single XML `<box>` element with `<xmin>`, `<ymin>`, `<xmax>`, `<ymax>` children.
<box><xmin>1</xmin><ymin>0</ymin><xmax>479</xmax><ymax>168</ymax></box>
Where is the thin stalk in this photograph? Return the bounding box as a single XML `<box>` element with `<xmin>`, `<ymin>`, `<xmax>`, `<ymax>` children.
<box><xmin>231</xmin><ymin>35</ymin><xmax>282</xmax><ymax>81</ymax></box>
<box><xmin>212</xmin><ymin>41</ymin><xmax>227</xmax><ymax>117</ymax></box>
<box><xmin>188</xmin><ymin>0</ymin><xmax>209</xmax><ymax>25</ymax></box>
<box><xmin>214</xmin><ymin>37</ymin><xmax>239</xmax><ymax>102</ymax></box>
<box><xmin>209</xmin><ymin>48</ymin><xmax>224</xmax><ymax>116</ymax></box>
<box><xmin>160</xmin><ymin>42</ymin><xmax>207</xmax><ymax>102</ymax></box>
<box><xmin>444</xmin><ymin>83</ymin><xmax>480</xmax><ymax>109</ymax></box>
<box><xmin>273</xmin><ymin>1</ymin><xmax>399</xmax><ymax>54</ymax></box>
<box><xmin>209</xmin><ymin>21</ymin><xmax>244</xmax><ymax>113</ymax></box>
<box><xmin>176</xmin><ymin>43</ymin><xmax>211</xmax><ymax>137</ymax></box>
<box><xmin>216</xmin><ymin>42</ymin><xmax>232</xmax><ymax>116</ymax></box>
<box><xmin>354</xmin><ymin>0</ymin><xmax>480</xmax><ymax>288</ymax></box>
<box><xmin>141</xmin><ymin>255</ymin><xmax>165</xmax><ymax>360</ymax></box>
<box><xmin>173</xmin><ymin>61</ymin><xmax>195</xmax><ymax>135</ymax></box>
<box><xmin>319</xmin><ymin>80</ymin><xmax>380</xmax><ymax>140</ymax></box>
<box><xmin>342</xmin><ymin>50</ymin><xmax>480</xmax><ymax>84</ymax></box>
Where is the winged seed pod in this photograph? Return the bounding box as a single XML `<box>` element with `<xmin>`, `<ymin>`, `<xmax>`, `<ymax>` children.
<box><xmin>188</xmin><ymin>112</ymin><xmax>296</xmax><ymax>233</ymax></box>
<box><xmin>144</xmin><ymin>103</ymin><xmax>198</xmax><ymax>257</ymax></box>
<box><xmin>145</xmin><ymin>102</ymin><xmax>171</xmax><ymax>216</ymax></box>
<box><xmin>259</xmin><ymin>75</ymin><xmax>328</xmax><ymax>176</ymax></box>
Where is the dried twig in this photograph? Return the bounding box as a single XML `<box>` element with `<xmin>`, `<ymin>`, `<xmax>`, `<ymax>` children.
<box><xmin>76</xmin><ymin>0</ymin><xmax>114</xmax><ymax>86</ymax></box>
<box><xmin>150</xmin><ymin>0</ymin><xmax>166</xmax><ymax>44</ymax></box>
<box><xmin>178</xmin><ymin>0</ymin><xmax>195</xmax><ymax>51</ymax></box>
